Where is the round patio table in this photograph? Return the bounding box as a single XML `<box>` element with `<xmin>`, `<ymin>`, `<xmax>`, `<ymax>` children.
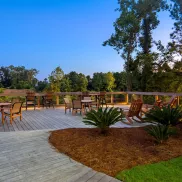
<box><xmin>81</xmin><ymin>100</ymin><xmax>94</xmax><ymax>113</ymax></box>
<box><xmin>0</xmin><ymin>103</ymin><xmax>12</xmax><ymax>124</ymax></box>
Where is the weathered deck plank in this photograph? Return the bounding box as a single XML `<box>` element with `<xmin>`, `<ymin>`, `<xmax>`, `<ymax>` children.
<box><xmin>0</xmin><ymin>131</ymin><xmax>121</xmax><ymax>182</ymax></box>
<box><xmin>0</xmin><ymin>107</ymin><xmax>148</xmax><ymax>132</ymax></box>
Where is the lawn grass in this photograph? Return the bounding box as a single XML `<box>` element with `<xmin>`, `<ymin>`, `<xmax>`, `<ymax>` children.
<box><xmin>116</xmin><ymin>156</ymin><xmax>182</xmax><ymax>182</ymax></box>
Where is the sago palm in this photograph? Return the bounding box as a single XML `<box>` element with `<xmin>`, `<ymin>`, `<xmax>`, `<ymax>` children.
<box><xmin>83</xmin><ymin>107</ymin><xmax>124</xmax><ymax>134</ymax></box>
<box><xmin>144</xmin><ymin>105</ymin><xmax>182</xmax><ymax>126</ymax></box>
<box><xmin>145</xmin><ymin>125</ymin><xmax>177</xmax><ymax>144</ymax></box>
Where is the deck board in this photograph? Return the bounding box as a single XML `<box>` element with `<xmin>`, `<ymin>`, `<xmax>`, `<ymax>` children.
<box><xmin>0</xmin><ymin>107</ymin><xmax>148</xmax><ymax>132</ymax></box>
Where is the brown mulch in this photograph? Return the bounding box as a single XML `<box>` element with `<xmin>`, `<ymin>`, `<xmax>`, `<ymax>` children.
<box><xmin>49</xmin><ymin>125</ymin><xmax>182</xmax><ymax>177</ymax></box>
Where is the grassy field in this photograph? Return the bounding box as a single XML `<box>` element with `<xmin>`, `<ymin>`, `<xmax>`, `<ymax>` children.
<box><xmin>116</xmin><ymin>156</ymin><xmax>182</xmax><ymax>182</ymax></box>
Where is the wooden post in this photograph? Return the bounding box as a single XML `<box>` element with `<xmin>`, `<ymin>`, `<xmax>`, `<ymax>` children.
<box><xmin>56</xmin><ymin>95</ymin><xmax>59</xmax><ymax>106</ymax></box>
<box><xmin>110</xmin><ymin>94</ymin><xmax>114</xmax><ymax>104</ymax></box>
<box><xmin>155</xmin><ymin>95</ymin><xmax>159</xmax><ymax>101</ymax></box>
<box><xmin>37</xmin><ymin>96</ymin><xmax>40</xmax><ymax>108</ymax></box>
<box><xmin>125</xmin><ymin>94</ymin><xmax>129</xmax><ymax>104</ymax></box>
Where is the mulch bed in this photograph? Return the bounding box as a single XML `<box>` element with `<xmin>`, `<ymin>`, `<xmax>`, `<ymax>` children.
<box><xmin>49</xmin><ymin>125</ymin><xmax>182</xmax><ymax>177</ymax></box>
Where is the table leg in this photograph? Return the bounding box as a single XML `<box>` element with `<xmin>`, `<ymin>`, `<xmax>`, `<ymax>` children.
<box><xmin>88</xmin><ymin>103</ymin><xmax>91</xmax><ymax>111</ymax></box>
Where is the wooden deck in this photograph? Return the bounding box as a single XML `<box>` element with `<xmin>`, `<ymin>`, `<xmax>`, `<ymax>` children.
<box><xmin>0</xmin><ymin>131</ymin><xmax>120</xmax><ymax>182</ymax></box>
<box><xmin>0</xmin><ymin>107</ymin><xmax>148</xmax><ymax>132</ymax></box>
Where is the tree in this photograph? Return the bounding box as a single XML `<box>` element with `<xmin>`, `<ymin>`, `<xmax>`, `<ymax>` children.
<box><xmin>48</xmin><ymin>66</ymin><xmax>64</xmax><ymax>92</ymax></box>
<box><xmin>66</xmin><ymin>71</ymin><xmax>88</xmax><ymax>92</ymax></box>
<box><xmin>92</xmin><ymin>72</ymin><xmax>106</xmax><ymax>91</ymax></box>
<box><xmin>104</xmin><ymin>72</ymin><xmax>116</xmax><ymax>91</ymax></box>
<box><xmin>169</xmin><ymin>0</ymin><xmax>182</xmax><ymax>56</ymax></box>
<box><xmin>0</xmin><ymin>65</ymin><xmax>38</xmax><ymax>89</ymax></box>
<box><xmin>113</xmin><ymin>72</ymin><xmax>127</xmax><ymax>91</ymax></box>
<box><xmin>103</xmin><ymin>0</ymin><xmax>167</xmax><ymax>91</ymax></box>
<box><xmin>60</xmin><ymin>77</ymin><xmax>71</xmax><ymax>92</ymax></box>
<box><xmin>86</xmin><ymin>75</ymin><xmax>93</xmax><ymax>91</ymax></box>
<box><xmin>103</xmin><ymin>0</ymin><xmax>140</xmax><ymax>91</ymax></box>
<box><xmin>35</xmin><ymin>78</ymin><xmax>49</xmax><ymax>92</ymax></box>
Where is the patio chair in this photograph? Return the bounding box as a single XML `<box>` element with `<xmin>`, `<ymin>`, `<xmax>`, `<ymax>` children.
<box><xmin>3</xmin><ymin>102</ymin><xmax>23</xmax><ymax>124</ymax></box>
<box><xmin>121</xmin><ymin>99</ymin><xmax>143</xmax><ymax>124</ymax></box>
<box><xmin>82</xmin><ymin>92</ymin><xmax>89</xmax><ymax>99</ymax></box>
<box><xmin>43</xmin><ymin>92</ymin><xmax>55</xmax><ymax>109</ymax></box>
<box><xmin>98</xmin><ymin>91</ymin><xmax>107</xmax><ymax>107</ymax></box>
<box><xmin>142</xmin><ymin>99</ymin><xmax>162</xmax><ymax>113</ymax></box>
<box><xmin>162</xmin><ymin>95</ymin><xmax>178</xmax><ymax>108</ymax></box>
<box><xmin>63</xmin><ymin>97</ymin><xmax>72</xmax><ymax>114</ymax></box>
<box><xmin>72</xmin><ymin>100</ymin><xmax>83</xmax><ymax>115</ymax></box>
<box><xmin>25</xmin><ymin>91</ymin><xmax>36</xmax><ymax>110</ymax></box>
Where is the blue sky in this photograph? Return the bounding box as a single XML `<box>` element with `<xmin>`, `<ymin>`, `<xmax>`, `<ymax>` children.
<box><xmin>0</xmin><ymin>0</ymin><xmax>174</xmax><ymax>80</ymax></box>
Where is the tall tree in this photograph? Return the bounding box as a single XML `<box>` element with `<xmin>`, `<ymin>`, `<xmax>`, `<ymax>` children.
<box><xmin>104</xmin><ymin>72</ymin><xmax>116</xmax><ymax>91</ymax></box>
<box><xmin>92</xmin><ymin>72</ymin><xmax>106</xmax><ymax>91</ymax></box>
<box><xmin>48</xmin><ymin>66</ymin><xmax>64</xmax><ymax>92</ymax></box>
<box><xmin>113</xmin><ymin>72</ymin><xmax>127</xmax><ymax>91</ymax></box>
<box><xmin>103</xmin><ymin>0</ymin><xmax>167</xmax><ymax>91</ymax></box>
<box><xmin>103</xmin><ymin>0</ymin><xmax>140</xmax><ymax>91</ymax></box>
<box><xmin>169</xmin><ymin>0</ymin><xmax>182</xmax><ymax>56</ymax></box>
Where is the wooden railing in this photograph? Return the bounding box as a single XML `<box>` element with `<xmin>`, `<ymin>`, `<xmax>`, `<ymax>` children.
<box><xmin>0</xmin><ymin>90</ymin><xmax>182</xmax><ymax>107</ymax></box>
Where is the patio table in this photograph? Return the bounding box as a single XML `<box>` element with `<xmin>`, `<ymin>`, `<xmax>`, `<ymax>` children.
<box><xmin>81</xmin><ymin>100</ymin><xmax>94</xmax><ymax>113</ymax></box>
<box><xmin>0</xmin><ymin>103</ymin><xmax>12</xmax><ymax>124</ymax></box>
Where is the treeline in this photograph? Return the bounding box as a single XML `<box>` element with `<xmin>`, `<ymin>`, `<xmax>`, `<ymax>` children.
<box><xmin>0</xmin><ymin>65</ymin><xmax>127</xmax><ymax>92</ymax></box>
<box><xmin>0</xmin><ymin>63</ymin><xmax>181</xmax><ymax>93</ymax></box>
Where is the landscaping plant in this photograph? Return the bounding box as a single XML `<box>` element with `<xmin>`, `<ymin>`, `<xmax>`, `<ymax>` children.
<box><xmin>144</xmin><ymin>105</ymin><xmax>182</xmax><ymax>126</ymax></box>
<box><xmin>145</xmin><ymin>124</ymin><xmax>177</xmax><ymax>144</ymax></box>
<box><xmin>83</xmin><ymin>107</ymin><xmax>124</xmax><ymax>134</ymax></box>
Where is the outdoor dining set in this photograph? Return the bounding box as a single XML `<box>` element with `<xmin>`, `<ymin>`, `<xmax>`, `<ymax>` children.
<box><xmin>0</xmin><ymin>90</ymin><xmax>178</xmax><ymax>125</ymax></box>
<box><xmin>64</xmin><ymin>91</ymin><xmax>109</xmax><ymax>115</ymax></box>
<box><xmin>0</xmin><ymin>91</ymin><xmax>109</xmax><ymax>125</ymax></box>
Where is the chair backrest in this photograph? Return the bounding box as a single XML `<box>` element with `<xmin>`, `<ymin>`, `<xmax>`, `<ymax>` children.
<box><xmin>72</xmin><ymin>100</ymin><xmax>82</xmax><ymax>109</ymax></box>
<box><xmin>170</xmin><ymin>96</ymin><xmax>178</xmax><ymax>108</ymax></box>
<box><xmin>82</xmin><ymin>92</ymin><xmax>89</xmax><ymax>99</ymax></box>
<box><xmin>64</xmin><ymin>98</ymin><xmax>71</xmax><ymax>104</ymax></box>
<box><xmin>154</xmin><ymin>99</ymin><xmax>162</xmax><ymax>107</ymax></box>
<box><xmin>11</xmin><ymin>98</ymin><xmax>20</xmax><ymax>104</ymax></box>
<box><xmin>99</xmin><ymin>91</ymin><xmax>106</xmax><ymax>98</ymax></box>
<box><xmin>12</xmin><ymin>102</ymin><xmax>23</xmax><ymax>114</ymax></box>
<box><xmin>83</xmin><ymin>97</ymin><xmax>91</xmax><ymax>100</ymax></box>
<box><xmin>26</xmin><ymin>91</ymin><xmax>36</xmax><ymax>101</ymax></box>
<box><xmin>45</xmin><ymin>92</ymin><xmax>54</xmax><ymax>100</ymax></box>
<box><xmin>128</xmin><ymin>99</ymin><xmax>143</xmax><ymax>117</ymax></box>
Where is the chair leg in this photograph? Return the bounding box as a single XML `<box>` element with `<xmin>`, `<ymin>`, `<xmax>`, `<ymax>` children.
<box><xmin>20</xmin><ymin>113</ymin><xmax>22</xmax><ymax>121</ymax></box>
<box><xmin>10</xmin><ymin>116</ymin><xmax>13</xmax><ymax>125</ymax></box>
<box><xmin>72</xmin><ymin>109</ymin><xmax>75</xmax><ymax>115</ymax></box>
<box><xmin>1</xmin><ymin>109</ymin><xmax>4</xmax><ymax>125</ymax></box>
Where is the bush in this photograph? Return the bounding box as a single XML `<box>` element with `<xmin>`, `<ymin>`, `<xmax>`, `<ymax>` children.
<box><xmin>145</xmin><ymin>125</ymin><xmax>176</xmax><ymax>144</ymax></box>
<box><xmin>144</xmin><ymin>105</ymin><xmax>182</xmax><ymax>126</ymax></box>
<box><xmin>83</xmin><ymin>107</ymin><xmax>124</xmax><ymax>134</ymax></box>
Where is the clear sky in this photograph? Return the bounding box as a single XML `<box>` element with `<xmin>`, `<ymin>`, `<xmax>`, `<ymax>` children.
<box><xmin>0</xmin><ymin>0</ymin><xmax>174</xmax><ymax>80</ymax></box>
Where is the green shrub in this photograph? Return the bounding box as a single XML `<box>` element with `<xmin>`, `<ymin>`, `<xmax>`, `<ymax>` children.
<box><xmin>143</xmin><ymin>95</ymin><xmax>155</xmax><ymax>105</ymax></box>
<box><xmin>83</xmin><ymin>107</ymin><xmax>124</xmax><ymax>134</ymax></box>
<box><xmin>0</xmin><ymin>88</ymin><xmax>4</xmax><ymax>93</ymax></box>
<box><xmin>145</xmin><ymin>125</ymin><xmax>177</xmax><ymax>144</ymax></box>
<box><xmin>144</xmin><ymin>105</ymin><xmax>182</xmax><ymax>126</ymax></box>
